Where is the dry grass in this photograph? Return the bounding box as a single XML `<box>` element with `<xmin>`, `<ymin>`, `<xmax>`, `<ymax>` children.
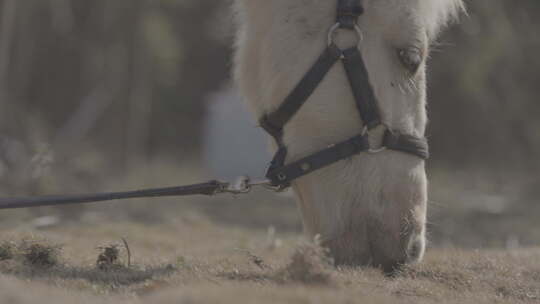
<box><xmin>0</xmin><ymin>237</ymin><xmax>62</xmax><ymax>267</ymax></box>
<box><xmin>0</xmin><ymin>163</ymin><xmax>537</xmax><ymax>303</ymax></box>
<box><xmin>0</xmin><ymin>215</ymin><xmax>538</xmax><ymax>304</ymax></box>
<box><xmin>274</xmin><ymin>240</ymin><xmax>333</xmax><ymax>285</ymax></box>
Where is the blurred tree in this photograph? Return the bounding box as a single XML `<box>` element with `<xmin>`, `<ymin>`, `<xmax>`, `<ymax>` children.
<box><xmin>0</xmin><ymin>0</ymin><xmax>231</xmax><ymax>195</ymax></box>
<box><xmin>429</xmin><ymin>1</ymin><xmax>540</xmax><ymax>177</ymax></box>
<box><xmin>0</xmin><ymin>0</ymin><xmax>538</xmax><ymax>196</ymax></box>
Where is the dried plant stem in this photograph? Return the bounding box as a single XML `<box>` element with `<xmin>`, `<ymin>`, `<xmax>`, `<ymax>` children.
<box><xmin>121</xmin><ymin>237</ymin><xmax>131</xmax><ymax>268</ymax></box>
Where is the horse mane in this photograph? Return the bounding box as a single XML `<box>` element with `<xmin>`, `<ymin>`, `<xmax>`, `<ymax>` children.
<box><xmin>233</xmin><ymin>1</ymin><xmax>465</xmax><ymax>41</ymax></box>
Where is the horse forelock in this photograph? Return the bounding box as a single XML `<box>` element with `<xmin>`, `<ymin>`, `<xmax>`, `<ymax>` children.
<box><xmin>420</xmin><ymin>0</ymin><xmax>465</xmax><ymax>41</ymax></box>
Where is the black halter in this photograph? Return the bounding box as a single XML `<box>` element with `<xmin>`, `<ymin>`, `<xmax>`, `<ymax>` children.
<box><xmin>260</xmin><ymin>0</ymin><xmax>429</xmax><ymax>189</ymax></box>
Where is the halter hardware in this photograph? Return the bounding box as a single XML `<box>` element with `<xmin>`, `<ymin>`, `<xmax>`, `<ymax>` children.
<box><xmin>259</xmin><ymin>0</ymin><xmax>429</xmax><ymax>189</ymax></box>
<box><xmin>362</xmin><ymin>125</ymin><xmax>388</xmax><ymax>154</ymax></box>
<box><xmin>327</xmin><ymin>22</ymin><xmax>364</xmax><ymax>48</ymax></box>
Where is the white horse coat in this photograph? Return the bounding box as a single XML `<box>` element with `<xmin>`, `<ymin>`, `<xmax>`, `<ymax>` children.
<box><xmin>233</xmin><ymin>0</ymin><xmax>463</xmax><ymax>270</ymax></box>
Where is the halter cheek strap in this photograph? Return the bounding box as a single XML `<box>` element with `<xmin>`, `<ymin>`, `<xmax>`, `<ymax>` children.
<box><xmin>260</xmin><ymin>0</ymin><xmax>429</xmax><ymax>189</ymax></box>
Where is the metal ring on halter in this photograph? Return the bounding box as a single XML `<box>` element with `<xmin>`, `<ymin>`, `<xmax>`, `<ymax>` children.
<box><xmin>327</xmin><ymin>22</ymin><xmax>364</xmax><ymax>47</ymax></box>
<box><xmin>361</xmin><ymin>124</ymin><xmax>389</xmax><ymax>154</ymax></box>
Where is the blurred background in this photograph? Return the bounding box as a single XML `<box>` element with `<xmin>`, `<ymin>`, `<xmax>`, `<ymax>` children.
<box><xmin>0</xmin><ymin>0</ymin><xmax>538</xmax><ymax>249</ymax></box>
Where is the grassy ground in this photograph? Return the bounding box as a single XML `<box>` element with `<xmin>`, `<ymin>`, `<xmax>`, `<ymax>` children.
<box><xmin>0</xmin><ymin>163</ymin><xmax>538</xmax><ymax>303</ymax></box>
<box><xmin>0</xmin><ymin>215</ymin><xmax>539</xmax><ymax>304</ymax></box>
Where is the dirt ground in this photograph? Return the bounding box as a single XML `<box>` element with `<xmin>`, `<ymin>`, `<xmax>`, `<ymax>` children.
<box><xmin>0</xmin><ymin>213</ymin><xmax>539</xmax><ymax>304</ymax></box>
<box><xmin>0</xmin><ymin>164</ymin><xmax>539</xmax><ymax>304</ymax></box>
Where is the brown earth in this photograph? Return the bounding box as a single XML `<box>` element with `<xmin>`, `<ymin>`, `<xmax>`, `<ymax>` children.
<box><xmin>0</xmin><ymin>215</ymin><xmax>539</xmax><ymax>304</ymax></box>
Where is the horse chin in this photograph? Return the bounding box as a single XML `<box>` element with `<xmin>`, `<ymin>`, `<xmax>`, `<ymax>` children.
<box><xmin>295</xmin><ymin>157</ymin><xmax>428</xmax><ymax>274</ymax></box>
<box><xmin>322</xmin><ymin>217</ymin><xmax>426</xmax><ymax>274</ymax></box>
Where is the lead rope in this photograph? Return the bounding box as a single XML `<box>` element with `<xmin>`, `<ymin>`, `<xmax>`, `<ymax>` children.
<box><xmin>0</xmin><ymin>176</ymin><xmax>276</xmax><ymax>210</ymax></box>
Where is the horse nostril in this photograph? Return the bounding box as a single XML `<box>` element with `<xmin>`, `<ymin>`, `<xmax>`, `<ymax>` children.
<box><xmin>379</xmin><ymin>236</ymin><xmax>425</xmax><ymax>276</ymax></box>
<box><xmin>406</xmin><ymin>237</ymin><xmax>425</xmax><ymax>263</ymax></box>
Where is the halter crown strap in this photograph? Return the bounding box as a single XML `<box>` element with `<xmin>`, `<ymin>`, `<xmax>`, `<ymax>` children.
<box><xmin>260</xmin><ymin>0</ymin><xmax>429</xmax><ymax>188</ymax></box>
<box><xmin>337</xmin><ymin>0</ymin><xmax>364</xmax><ymax>29</ymax></box>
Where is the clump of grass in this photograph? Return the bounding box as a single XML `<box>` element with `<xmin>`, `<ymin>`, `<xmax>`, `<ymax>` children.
<box><xmin>0</xmin><ymin>241</ymin><xmax>15</xmax><ymax>261</ymax></box>
<box><xmin>96</xmin><ymin>238</ymin><xmax>132</xmax><ymax>271</ymax></box>
<box><xmin>19</xmin><ymin>240</ymin><xmax>62</xmax><ymax>268</ymax></box>
<box><xmin>397</xmin><ymin>263</ymin><xmax>473</xmax><ymax>291</ymax></box>
<box><xmin>0</xmin><ymin>238</ymin><xmax>63</xmax><ymax>269</ymax></box>
<box><xmin>275</xmin><ymin>239</ymin><xmax>333</xmax><ymax>285</ymax></box>
<box><xmin>96</xmin><ymin>244</ymin><xmax>122</xmax><ymax>270</ymax></box>
<box><xmin>235</xmin><ymin>249</ymin><xmax>271</xmax><ymax>270</ymax></box>
<box><xmin>2</xmin><ymin>239</ymin><xmax>64</xmax><ymax>268</ymax></box>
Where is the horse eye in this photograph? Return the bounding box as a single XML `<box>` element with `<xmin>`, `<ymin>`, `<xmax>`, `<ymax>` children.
<box><xmin>397</xmin><ymin>46</ymin><xmax>424</xmax><ymax>75</ymax></box>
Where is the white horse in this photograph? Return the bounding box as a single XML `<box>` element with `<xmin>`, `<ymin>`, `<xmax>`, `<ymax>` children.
<box><xmin>233</xmin><ymin>0</ymin><xmax>463</xmax><ymax>272</ymax></box>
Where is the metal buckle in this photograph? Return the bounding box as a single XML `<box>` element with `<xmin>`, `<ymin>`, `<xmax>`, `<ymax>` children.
<box><xmin>327</xmin><ymin>22</ymin><xmax>364</xmax><ymax>48</ymax></box>
<box><xmin>362</xmin><ymin>124</ymin><xmax>388</xmax><ymax>154</ymax></box>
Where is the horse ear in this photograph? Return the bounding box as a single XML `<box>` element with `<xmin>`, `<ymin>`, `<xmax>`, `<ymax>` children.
<box><xmin>423</xmin><ymin>0</ymin><xmax>466</xmax><ymax>41</ymax></box>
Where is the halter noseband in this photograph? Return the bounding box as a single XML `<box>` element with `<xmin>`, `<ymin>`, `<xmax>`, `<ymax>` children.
<box><xmin>259</xmin><ymin>0</ymin><xmax>429</xmax><ymax>190</ymax></box>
